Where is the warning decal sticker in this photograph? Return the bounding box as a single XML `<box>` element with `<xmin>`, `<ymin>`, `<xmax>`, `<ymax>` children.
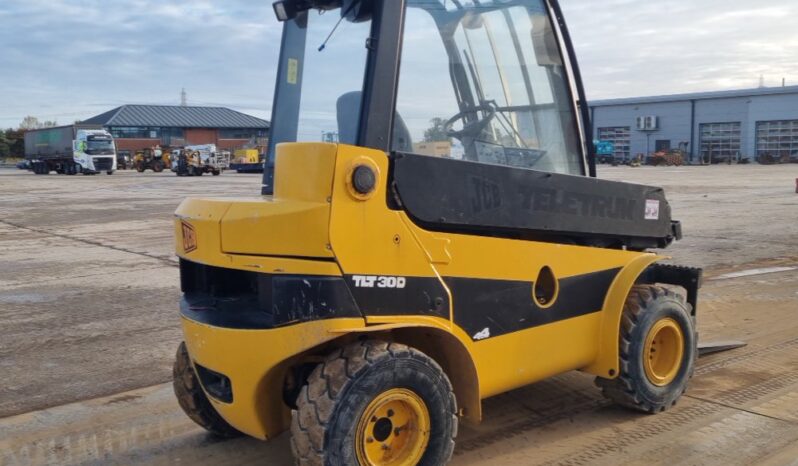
<box><xmin>645</xmin><ymin>199</ymin><xmax>661</xmax><ymax>220</ymax></box>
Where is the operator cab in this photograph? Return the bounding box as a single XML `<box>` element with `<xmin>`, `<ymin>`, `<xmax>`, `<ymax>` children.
<box><xmin>267</xmin><ymin>0</ymin><xmax>680</xmax><ymax>250</ymax></box>
<box><xmin>267</xmin><ymin>0</ymin><xmax>588</xmax><ymax>174</ymax></box>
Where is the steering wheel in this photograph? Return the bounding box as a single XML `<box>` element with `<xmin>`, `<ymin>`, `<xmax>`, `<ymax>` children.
<box><xmin>444</xmin><ymin>103</ymin><xmax>497</xmax><ymax>140</ymax></box>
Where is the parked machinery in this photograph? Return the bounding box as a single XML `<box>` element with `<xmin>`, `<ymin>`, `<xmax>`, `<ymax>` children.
<box><xmin>230</xmin><ymin>148</ymin><xmax>266</xmax><ymax>173</ymax></box>
<box><xmin>757</xmin><ymin>153</ymin><xmax>792</xmax><ymax>165</ymax></box>
<box><xmin>649</xmin><ymin>150</ymin><xmax>685</xmax><ymax>166</ymax></box>
<box><xmin>133</xmin><ymin>146</ymin><xmax>170</xmax><ymax>173</ymax></box>
<box><xmin>172</xmin><ymin>144</ymin><xmax>230</xmax><ymax>176</ymax></box>
<box><xmin>593</xmin><ymin>140</ymin><xmax>617</xmax><ymax>164</ymax></box>
<box><xmin>117</xmin><ymin>151</ymin><xmax>132</xmax><ymax>170</ymax></box>
<box><xmin>649</xmin><ymin>142</ymin><xmax>688</xmax><ymax>166</ymax></box>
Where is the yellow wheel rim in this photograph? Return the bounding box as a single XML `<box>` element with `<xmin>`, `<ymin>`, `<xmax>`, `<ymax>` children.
<box><xmin>355</xmin><ymin>388</ymin><xmax>431</xmax><ymax>466</ymax></box>
<box><xmin>643</xmin><ymin>318</ymin><xmax>685</xmax><ymax>386</ymax></box>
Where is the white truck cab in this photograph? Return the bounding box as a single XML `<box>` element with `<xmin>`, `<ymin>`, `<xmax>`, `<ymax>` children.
<box><xmin>73</xmin><ymin>129</ymin><xmax>117</xmax><ymax>173</ymax></box>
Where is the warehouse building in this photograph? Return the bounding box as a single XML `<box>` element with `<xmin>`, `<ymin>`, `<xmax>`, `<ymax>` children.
<box><xmin>81</xmin><ymin>105</ymin><xmax>269</xmax><ymax>154</ymax></box>
<box><xmin>590</xmin><ymin>85</ymin><xmax>798</xmax><ymax>164</ymax></box>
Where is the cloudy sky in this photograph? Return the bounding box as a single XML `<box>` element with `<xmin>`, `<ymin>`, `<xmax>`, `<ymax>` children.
<box><xmin>0</xmin><ymin>0</ymin><xmax>796</xmax><ymax>129</ymax></box>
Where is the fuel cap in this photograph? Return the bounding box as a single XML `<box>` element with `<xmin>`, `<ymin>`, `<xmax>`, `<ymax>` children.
<box><xmin>352</xmin><ymin>165</ymin><xmax>376</xmax><ymax>195</ymax></box>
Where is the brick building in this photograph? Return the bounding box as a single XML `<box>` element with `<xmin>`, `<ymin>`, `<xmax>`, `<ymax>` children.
<box><xmin>81</xmin><ymin>105</ymin><xmax>269</xmax><ymax>154</ymax></box>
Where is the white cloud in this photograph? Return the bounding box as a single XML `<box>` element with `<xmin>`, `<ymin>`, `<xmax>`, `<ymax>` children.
<box><xmin>563</xmin><ymin>0</ymin><xmax>798</xmax><ymax>100</ymax></box>
<box><xmin>0</xmin><ymin>0</ymin><xmax>280</xmax><ymax>127</ymax></box>
<box><xmin>0</xmin><ymin>1</ymin><xmax>796</xmax><ymax>127</ymax></box>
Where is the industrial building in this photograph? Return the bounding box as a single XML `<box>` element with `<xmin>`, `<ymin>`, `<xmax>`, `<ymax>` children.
<box><xmin>590</xmin><ymin>85</ymin><xmax>798</xmax><ymax>164</ymax></box>
<box><xmin>81</xmin><ymin>105</ymin><xmax>269</xmax><ymax>154</ymax></box>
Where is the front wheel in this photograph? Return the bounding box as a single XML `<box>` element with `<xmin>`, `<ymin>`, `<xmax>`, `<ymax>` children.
<box><xmin>106</xmin><ymin>170</ymin><xmax>114</xmax><ymax>175</ymax></box>
<box><xmin>291</xmin><ymin>341</ymin><xmax>457</xmax><ymax>466</ymax></box>
<box><xmin>596</xmin><ymin>285</ymin><xmax>696</xmax><ymax>413</ymax></box>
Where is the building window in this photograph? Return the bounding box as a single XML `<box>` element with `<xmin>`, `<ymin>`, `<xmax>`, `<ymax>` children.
<box><xmin>756</xmin><ymin>120</ymin><xmax>798</xmax><ymax>163</ymax></box>
<box><xmin>109</xmin><ymin>127</ymin><xmax>161</xmax><ymax>139</ymax></box>
<box><xmin>597</xmin><ymin>127</ymin><xmax>631</xmax><ymax>160</ymax></box>
<box><xmin>219</xmin><ymin>128</ymin><xmax>266</xmax><ymax>139</ymax></box>
<box><xmin>699</xmin><ymin>122</ymin><xmax>741</xmax><ymax>163</ymax></box>
<box><xmin>161</xmin><ymin>128</ymin><xmax>185</xmax><ymax>140</ymax></box>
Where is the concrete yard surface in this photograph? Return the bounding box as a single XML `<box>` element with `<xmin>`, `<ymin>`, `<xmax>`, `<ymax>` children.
<box><xmin>0</xmin><ymin>165</ymin><xmax>797</xmax><ymax>465</ymax></box>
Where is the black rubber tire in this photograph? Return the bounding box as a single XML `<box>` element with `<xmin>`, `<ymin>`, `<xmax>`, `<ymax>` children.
<box><xmin>212</xmin><ymin>170</ymin><xmax>220</xmax><ymax>176</ymax></box>
<box><xmin>291</xmin><ymin>340</ymin><xmax>457</xmax><ymax>466</ymax></box>
<box><xmin>106</xmin><ymin>170</ymin><xmax>114</xmax><ymax>175</ymax></box>
<box><xmin>153</xmin><ymin>161</ymin><xmax>164</xmax><ymax>173</ymax></box>
<box><xmin>173</xmin><ymin>342</ymin><xmax>241</xmax><ymax>438</ymax></box>
<box><xmin>596</xmin><ymin>285</ymin><xmax>696</xmax><ymax>413</ymax></box>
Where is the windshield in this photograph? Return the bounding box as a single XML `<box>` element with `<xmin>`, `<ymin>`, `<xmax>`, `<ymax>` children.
<box><xmin>85</xmin><ymin>139</ymin><xmax>115</xmax><ymax>155</ymax></box>
<box><xmin>268</xmin><ymin>10</ymin><xmax>372</xmax><ymax>151</ymax></box>
<box><xmin>394</xmin><ymin>0</ymin><xmax>584</xmax><ymax>175</ymax></box>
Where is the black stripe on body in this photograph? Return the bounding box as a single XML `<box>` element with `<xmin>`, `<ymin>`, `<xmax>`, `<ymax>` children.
<box><xmin>446</xmin><ymin>268</ymin><xmax>621</xmax><ymax>340</ymax></box>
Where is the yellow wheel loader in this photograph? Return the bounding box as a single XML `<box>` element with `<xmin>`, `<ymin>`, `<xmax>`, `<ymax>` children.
<box><xmin>173</xmin><ymin>1</ymin><xmax>702</xmax><ymax>464</ymax></box>
<box><xmin>133</xmin><ymin>147</ymin><xmax>169</xmax><ymax>172</ymax></box>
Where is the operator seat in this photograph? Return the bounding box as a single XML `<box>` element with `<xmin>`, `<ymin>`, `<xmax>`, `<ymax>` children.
<box><xmin>337</xmin><ymin>91</ymin><xmax>413</xmax><ymax>152</ymax></box>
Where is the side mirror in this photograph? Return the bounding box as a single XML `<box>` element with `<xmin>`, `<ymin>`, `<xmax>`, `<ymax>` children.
<box><xmin>272</xmin><ymin>0</ymin><xmax>310</xmax><ymax>22</ymax></box>
<box><xmin>342</xmin><ymin>0</ymin><xmax>372</xmax><ymax>23</ymax></box>
<box><xmin>273</xmin><ymin>1</ymin><xmax>301</xmax><ymax>21</ymax></box>
<box><xmin>273</xmin><ymin>0</ymin><xmax>343</xmax><ymax>22</ymax></box>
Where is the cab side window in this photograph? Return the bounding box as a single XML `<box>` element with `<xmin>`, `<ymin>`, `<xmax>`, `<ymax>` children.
<box><xmin>393</xmin><ymin>1</ymin><xmax>584</xmax><ymax>176</ymax></box>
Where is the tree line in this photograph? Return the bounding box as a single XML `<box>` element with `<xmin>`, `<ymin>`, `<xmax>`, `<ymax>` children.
<box><xmin>0</xmin><ymin>116</ymin><xmax>59</xmax><ymax>158</ymax></box>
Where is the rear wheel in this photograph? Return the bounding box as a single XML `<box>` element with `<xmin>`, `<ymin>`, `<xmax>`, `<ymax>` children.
<box><xmin>33</xmin><ymin>162</ymin><xmax>48</xmax><ymax>174</ymax></box>
<box><xmin>173</xmin><ymin>342</ymin><xmax>241</xmax><ymax>438</ymax></box>
<box><xmin>291</xmin><ymin>341</ymin><xmax>457</xmax><ymax>466</ymax></box>
<box><xmin>596</xmin><ymin>285</ymin><xmax>696</xmax><ymax>413</ymax></box>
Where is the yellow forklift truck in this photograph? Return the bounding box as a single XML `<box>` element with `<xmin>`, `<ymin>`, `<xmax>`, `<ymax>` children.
<box><xmin>173</xmin><ymin>1</ymin><xmax>702</xmax><ymax>464</ymax></box>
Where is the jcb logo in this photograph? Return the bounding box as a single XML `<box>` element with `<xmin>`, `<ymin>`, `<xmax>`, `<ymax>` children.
<box><xmin>181</xmin><ymin>221</ymin><xmax>197</xmax><ymax>253</ymax></box>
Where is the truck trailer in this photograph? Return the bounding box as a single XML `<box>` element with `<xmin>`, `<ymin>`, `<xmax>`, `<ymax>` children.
<box><xmin>25</xmin><ymin>125</ymin><xmax>117</xmax><ymax>175</ymax></box>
